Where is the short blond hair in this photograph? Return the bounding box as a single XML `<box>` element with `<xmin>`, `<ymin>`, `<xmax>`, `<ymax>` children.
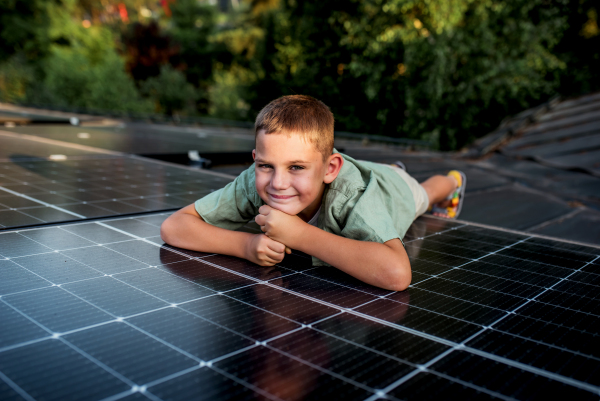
<box><xmin>255</xmin><ymin>95</ymin><xmax>334</xmax><ymax>159</ymax></box>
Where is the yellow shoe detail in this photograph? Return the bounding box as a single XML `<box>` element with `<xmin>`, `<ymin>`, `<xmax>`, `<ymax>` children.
<box><xmin>448</xmin><ymin>170</ymin><xmax>462</xmax><ymax>188</ymax></box>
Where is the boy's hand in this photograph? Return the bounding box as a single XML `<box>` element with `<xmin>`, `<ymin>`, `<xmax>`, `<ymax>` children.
<box><xmin>245</xmin><ymin>233</ymin><xmax>289</xmax><ymax>267</ymax></box>
<box><xmin>255</xmin><ymin>205</ymin><xmax>306</xmax><ymax>247</ymax></box>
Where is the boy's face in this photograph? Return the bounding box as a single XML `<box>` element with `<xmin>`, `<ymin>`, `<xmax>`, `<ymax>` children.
<box><xmin>253</xmin><ymin>130</ymin><xmax>340</xmax><ymax>221</ymax></box>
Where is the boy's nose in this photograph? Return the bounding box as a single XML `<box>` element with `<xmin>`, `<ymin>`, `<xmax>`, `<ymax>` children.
<box><xmin>270</xmin><ymin>170</ymin><xmax>289</xmax><ymax>190</ymax></box>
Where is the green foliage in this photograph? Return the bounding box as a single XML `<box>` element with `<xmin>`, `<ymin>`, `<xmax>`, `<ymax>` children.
<box><xmin>270</xmin><ymin>1</ymin><xmax>376</xmax><ymax>129</ymax></box>
<box><xmin>26</xmin><ymin>0</ymin><xmax>151</xmax><ymax>113</ymax></box>
<box><xmin>0</xmin><ymin>55</ymin><xmax>34</xmax><ymax>103</ymax></box>
<box><xmin>1</xmin><ymin>0</ymin><xmax>598</xmax><ymax>148</ymax></box>
<box><xmin>33</xmin><ymin>46</ymin><xmax>152</xmax><ymax>113</ymax></box>
<box><xmin>169</xmin><ymin>0</ymin><xmax>223</xmax><ymax>113</ymax></box>
<box><xmin>141</xmin><ymin>65</ymin><xmax>197</xmax><ymax>116</ymax></box>
<box><xmin>553</xmin><ymin>0</ymin><xmax>600</xmax><ymax>96</ymax></box>
<box><xmin>208</xmin><ymin>64</ymin><xmax>256</xmax><ymax>120</ymax></box>
<box><xmin>366</xmin><ymin>0</ymin><xmax>569</xmax><ymax>148</ymax></box>
<box><xmin>2</xmin><ymin>0</ymin><xmax>151</xmax><ymax>114</ymax></box>
<box><xmin>45</xmin><ymin>0</ymin><xmax>118</xmax><ymax>63</ymax></box>
<box><xmin>203</xmin><ymin>1</ymin><xmax>269</xmax><ymax>118</ymax></box>
<box><xmin>232</xmin><ymin>0</ymin><xmax>571</xmax><ymax>149</ymax></box>
<box><xmin>170</xmin><ymin>0</ymin><xmax>220</xmax><ymax>85</ymax></box>
<box><xmin>0</xmin><ymin>0</ymin><xmax>54</xmax><ymax>61</ymax></box>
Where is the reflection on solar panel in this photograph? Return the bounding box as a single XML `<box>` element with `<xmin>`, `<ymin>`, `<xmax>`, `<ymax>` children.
<box><xmin>1</xmin><ymin>214</ymin><xmax>598</xmax><ymax>400</ymax></box>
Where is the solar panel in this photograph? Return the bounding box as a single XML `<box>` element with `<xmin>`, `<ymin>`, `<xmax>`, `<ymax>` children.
<box><xmin>0</xmin><ymin>129</ymin><xmax>237</xmax><ymax>230</ymax></box>
<box><xmin>0</xmin><ymin>110</ymin><xmax>72</xmax><ymax>124</ymax></box>
<box><xmin>0</xmin><ymin>151</ymin><xmax>233</xmax><ymax>230</ymax></box>
<box><xmin>2</xmin><ymin>123</ymin><xmax>254</xmax><ymax>155</ymax></box>
<box><xmin>1</xmin><ymin>213</ymin><xmax>598</xmax><ymax>400</ymax></box>
<box><xmin>0</xmin><ymin>131</ymin><xmax>101</xmax><ymax>160</ymax></box>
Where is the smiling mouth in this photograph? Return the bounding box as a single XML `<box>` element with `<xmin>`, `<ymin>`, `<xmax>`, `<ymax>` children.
<box><xmin>268</xmin><ymin>193</ymin><xmax>296</xmax><ymax>200</ymax></box>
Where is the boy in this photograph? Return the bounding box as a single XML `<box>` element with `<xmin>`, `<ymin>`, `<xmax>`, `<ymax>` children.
<box><xmin>160</xmin><ymin>95</ymin><xmax>465</xmax><ymax>291</ymax></box>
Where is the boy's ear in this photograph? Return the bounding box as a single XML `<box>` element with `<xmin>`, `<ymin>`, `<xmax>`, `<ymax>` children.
<box><xmin>323</xmin><ymin>153</ymin><xmax>344</xmax><ymax>184</ymax></box>
<box><xmin>252</xmin><ymin>149</ymin><xmax>256</xmax><ymax>160</ymax></box>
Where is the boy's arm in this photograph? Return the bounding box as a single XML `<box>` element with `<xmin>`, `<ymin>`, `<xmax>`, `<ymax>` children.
<box><xmin>160</xmin><ymin>204</ymin><xmax>289</xmax><ymax>266</ymax></box>
<box><xmin>255</xmin><ymin>206</ymin><xmax>411</xmax><ymax>291</ymax></box>
<box><xmin>300</xmin><ymin>227</ymin><xmax>410</xmax><ymax>291</ymax></box>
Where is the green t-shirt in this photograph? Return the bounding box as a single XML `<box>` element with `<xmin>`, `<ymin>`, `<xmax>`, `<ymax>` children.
<box><xmin>195</xmin><ymin>151</ymin><xmax>416</xmax><ymax>266</ymax></box>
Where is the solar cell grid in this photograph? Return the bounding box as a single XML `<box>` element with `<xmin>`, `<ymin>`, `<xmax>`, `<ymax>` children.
<box><xmin>534</xmin><ymin>288</ymin><xmax>599</xmax><ymax>315</ymax></box>
<box><xmin>465</xmin><ymin>330</ymin><xmax>600</xmax><ymax>386</ymax></box>
<box><xmin>430</xmin><ymin>350</ymin><xmax>598</xmax><ymax>400</ymax></box>
<box><xmin>0</xmin><ymin>156</ymin><xmax>233</xmax><ymax>229</ymax></box>
<box><xmin>1</xmin><ymin>213</ymin><xmax>599</xmax><ymax>400</ymax></box>
<box><xmin>388</xmin><ymin>371</ymin><xmax>503</xmax><ymax>400</ymax></box>
<box><xmin>213</xmin><ymin>346</ymin><xmax>374</xmax><ymax>400</ymax></box>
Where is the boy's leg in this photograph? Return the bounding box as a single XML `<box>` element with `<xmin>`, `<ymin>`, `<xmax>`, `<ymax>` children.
<box><xmin>384</xmin><ymin>165</ymin><xmax>430</xmax><ymax>218</ymax></box>
<box><xmin>382</xmin><ymin>164</ymin><xmax>461</xmax><ymax>218</ymax></box>
<box><xmin>420</xmin><ymin>175</ymin><xmax>458</xmax><ymax>209</ymax></box>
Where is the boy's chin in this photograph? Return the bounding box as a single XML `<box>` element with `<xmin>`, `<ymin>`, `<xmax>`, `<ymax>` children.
<box><xmin>266</xmin><ymin>203</ymin><xmax>301</xmax><ymax>216</ymax></box>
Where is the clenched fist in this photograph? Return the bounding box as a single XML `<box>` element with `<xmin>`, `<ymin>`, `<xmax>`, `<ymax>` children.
<box><xmin>254</xmin><ymin>205</ymin><xmax>307</xmax><ymax>247</ymax></box>
<box><xmin>245</xmin><ymin>233</ymin><xmax>291</xmax><ymax>267</ymax></box>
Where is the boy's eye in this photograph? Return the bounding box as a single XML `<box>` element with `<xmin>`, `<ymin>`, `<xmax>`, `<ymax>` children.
<box><xmin>258</xmin><ymin>164</ymin><xmax>273</xmax><ymax>169</ymax></box>
<box><xmin>290</xmin><ymin>165</ymin><xmax>304</xmax><ymax>171</ymax></box>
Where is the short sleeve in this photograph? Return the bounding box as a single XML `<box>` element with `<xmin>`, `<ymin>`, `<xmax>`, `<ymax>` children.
<box><xmin>337</xmin><ymin>179</ymin><xmax>401</xmax><ymax>244</ymax></box>
<box><xmin>194</xmin><ymin>165</ymin><xmax>264</xmax><ymax>230</ymax></box>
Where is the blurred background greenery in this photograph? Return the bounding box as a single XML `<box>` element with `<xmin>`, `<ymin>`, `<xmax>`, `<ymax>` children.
<box><xmin>0</xmin><ymin>0</ymin><xmax>598</xmax><ymax>149</ymax></box>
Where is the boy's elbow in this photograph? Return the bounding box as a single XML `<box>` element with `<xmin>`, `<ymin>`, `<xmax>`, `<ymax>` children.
<box><xmin>390</xmin><ymin>278</ymin><xmax>411</xmax><ymax>292</ymax></box>
<box><xmin>383</xmin><ymin>265</ymin><xmax>411</xmax><ymax>292</ymax></box>
<box><xmin>160</xmin><ymin>218</ymin><xmax>176</xmax><ymax>245</ymax></box>
<box><xmin>378</xmin><ymin>240</ymin><xmax>411</xmax><ymax>291</ymax></box>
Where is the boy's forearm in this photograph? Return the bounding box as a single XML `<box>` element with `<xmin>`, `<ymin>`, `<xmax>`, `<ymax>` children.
<box><xmin>161</xmin><ymin>212</ymin><xmax>253</xmax><ymax>259</ymax></box>
<box><xmin>289</xmin><ymin>225</ymin><xmax>411</xmax><ymax>291</ymax></box>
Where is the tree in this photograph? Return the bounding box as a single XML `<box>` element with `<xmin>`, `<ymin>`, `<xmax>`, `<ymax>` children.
<box><xmin>230</xmin><ymin>0</ymin><xmax>572</xmax><ymax>149</ymax></box>
<box><xmin>26</xmin><ymin>0</ymin><xmax>151</xmax><ymax>113</ymax></box>
<box><xmin>123</xmin><ymin>21</ymin><xmax>180</xmax><ymax>82</ymax></box>
<box><xmin>0</xmin><ymin>0</ymin><xmax>54</xmax><ymax>61</ymax></box>
<box><xmin>141</xmin><ymin>65</ymin><xmax>197</xmax><ymax>116</ymax></box>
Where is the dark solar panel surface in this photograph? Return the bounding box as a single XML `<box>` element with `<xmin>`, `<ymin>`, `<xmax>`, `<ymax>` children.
<box><xmin>0</xmin><ymin>131</ymin><xmax>101</xmax><ymax>160</ymax></box>
<box><xmin>1</xmin><ymin>214</ymin><xmax>599</xmax><ymax>400</ymax></box>
<box><xmin>0</xmin><ymin>154</ymin><xmax>232</xmax><ymax>230</ymax></box>
<box><xmin>0</xmin><ymin>110</ymin><xmax>71</xmax><ymax>124</ymax></box>
<box><xmin>3</xmin><ymin>124</ymin><xmax>254</xmax><ymax>155</ymax></box>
